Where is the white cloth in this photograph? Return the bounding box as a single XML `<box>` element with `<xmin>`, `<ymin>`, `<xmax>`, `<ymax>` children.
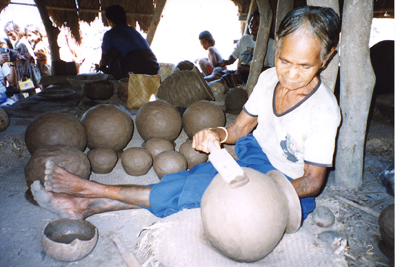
<box><xmin>231</xmin><ymin>35</ymin><xmax>275</xmax><ymax>67</ymax></box>
<box><xmin>0</xmin><ymin>63</ymin><xmax>10</xmax><ymax>93</ymax></box>
<box><xmin>244</xmin><ymin>68</ymin><xmax>341</xmax><ymax>179</ymax></box>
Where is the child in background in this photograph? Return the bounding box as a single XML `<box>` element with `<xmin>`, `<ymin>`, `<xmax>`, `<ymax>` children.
<box><xmin>195</xmin><ymin>31</ymin><xmax>225</xmax><ymax>76</ymax></box>
<box><xmin>25</xmin><ymin>24</ymin><xmax>51</xmax><ymax>76</ymax></box>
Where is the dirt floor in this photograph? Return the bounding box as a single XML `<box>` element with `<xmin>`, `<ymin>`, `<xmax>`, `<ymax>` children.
<box><xmin>0</xmin><ymin>82</ymin><xmax>394</xmax><ymax>267</ymax></box>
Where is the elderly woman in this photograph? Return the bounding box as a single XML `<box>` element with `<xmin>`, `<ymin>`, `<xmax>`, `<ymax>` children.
<box><xmin>31</xmin><ymin>6</ymin><xmax>341</xmax><ymax>221</ymax></box>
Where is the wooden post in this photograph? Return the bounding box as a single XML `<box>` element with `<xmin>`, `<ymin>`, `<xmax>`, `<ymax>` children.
<box><xmin>246</xmin><ymin>0</ymin><xmax>272</xmax><ymax>95</ymax></box>
<box><xmin>34</xmin><ymin>0</ymin><xmax>60</xmax><ymax>61</ymax></box>
<box><xmin>275</xmin><ymin>0</ymin><xmax>294</xmax><ymax>36</ymax></box>
<box><xmin>146</xmin><ymin>0</ymin><xmax>167</xmax><ymax>46</ymax></box>
<box><xmin>333</xmin><ymin>0</ymin><xmax>375</xmax><ymax>189</ymax></box>
<box><xmin>307</xmin><ymin>0</ymin><xmax>340</xmax><ymax>91</ymax></box>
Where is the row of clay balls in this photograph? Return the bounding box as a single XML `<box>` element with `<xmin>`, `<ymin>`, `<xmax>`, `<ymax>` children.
<box><xmin>24</xmin><ymin>100</ymin><xmax>226</xmax><ymax>187</ymax></box>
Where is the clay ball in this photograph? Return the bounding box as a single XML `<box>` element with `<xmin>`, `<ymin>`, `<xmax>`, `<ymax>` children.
<box><xmin>25</xmin><ymin>145</ymin><xmax>91</xmax><ymax>188</ymax></box>
<box><xmin>0</xmin><ymin>107</ymin><xmax>9</xmax><ymax>132</ymax></box>
<box><xmin>174</xmin><ymin>60</ymin><xmax>195</xmax><ymax>71</ymax></box>
<box><xmin>87</xmin><ymin>148</ymin><xmax>118</xmax><ymax>174</ymax></box>
<box><xmin>153</xmin><ymin>150</ymin><xmax>187</xmax><ymax>179</ymax></box>
<box><xmin>378</xmin><ymin>204</ymin><xmax>394</xmax><ymax>248</ymax></box>
<box><xmin>121</xmin><ymin>147</ymin><xmax>153</xmax><ymax>176</ymax></box>
<box><xmin>25</xmin><ymin>113</ymin><xmax>87</xmax><ymax>155</ymax></box>
<box><xmin>225</xmin><ymin>87</ymin><xmax>248</xmax><ymax>114</ymax></box>
<box><xmin>182</xmin><ymin>100</ymin><xmax>226</xmax><ymax>139</ymax></box>
<box><xmin>179</xmin><ymin>140</ymin><xmax>208</xmax><ymax>169</ymax></box>
<box><xmin>144</xmin><ymin>137</ymin><xmax>175</xmax><ymax>160</ymax></box>
<box><xmin>135</xmin><ymin>100</ymin><xmax>182</xmax><ymax>142</ymax></box>
<box><xmin>81</xmin><ymin>104</ymin><xmax>134</xmax><ymax>152</ymax></box>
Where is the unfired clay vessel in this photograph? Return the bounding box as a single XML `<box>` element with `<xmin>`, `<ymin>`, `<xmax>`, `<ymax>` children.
<box><xmin>41</xmin><ymin>218</ymin><xmax>98</xmax><ymax>262</ymax></box>
<box><xmin>225</xmin><ymin>87</ymin><xmax>248</xmax><ymax>114</ymax></box>
<box><xmin>0</xmin><ymin>107</ymin><xmax>9</xmax><ymax>132</ymax></box>
<box><xmin>25</xmin><ymin>145</ymin><xmax>91</xmax><ymax>188</ymax></box>
<box><xmin>82</xmin><ymin>80</ymin><xmax>114</xmax><ymax>100</ymax></box>
<box><xmin>153</xmin><ymin>150</ymin><xmax>188</xmax><ymax>179</ymax></box>
<box><xmin>182</xmin><ymin>100</ymin><xmax>226</xmax><ymax>139</ymax></box>
<box><xmin>87</xmin><ymin>148</ymin><xmax>118</xmax><ymax>174</ymax></box>
<box><xmin>81</xmin><ymin>104</ymin><xmax>134</xmax><ymax>152</ymax></box>
<box><xmin>144</xmin><ymin>137</ymin><xmax>175</xmax><ymax>161</ymax></box>
<box><xmin>121</xmin><ymin>147</ymin><xmax>153</xmax><ymax>176</ymax></box>
<box><xmin>179</xmin><ymin>140</ymin><xmax>208</xmax><ymax>169</ymax></box>
<box><xmin>201</xmin><ymin>168</ymin><xmax>301</xmax><ymax>262</ymax></box>
<box><xmin>25</xmin><ymin>113</ymin><xmax>87</xmax><ymax>155</ymax></box>
<box><xmin>135</xmin><ymin>100</ymin><xmax>182</xmax><ymax>142</ymax></box>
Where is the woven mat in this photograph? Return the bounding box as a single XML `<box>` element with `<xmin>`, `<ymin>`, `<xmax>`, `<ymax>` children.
<box><xmin>136</xmin><ymin>208</ymin><xmax>348</xmax><ymax>267</ymax></box>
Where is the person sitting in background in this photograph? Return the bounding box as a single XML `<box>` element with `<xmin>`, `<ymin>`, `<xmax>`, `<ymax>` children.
<box><xmin>194</xmin><ymin>31</ymin><xmax>225</xmax><ymax>76</ymax></box>
<box><xmin>25</xmin><ymin>24</ymin><xmax>51</xmax><ymax>76</ymax></box>
<box><xmin>0</xmin><ymin>45</ymin><xmax>18</xmax><ymax>106</ymax></box>
<box><xmin>97</xmin><ymin>5</ymin><xmax>160</xmax><ymax>80</ymax></box>
<box><xmin>4</xmin><ymin>21</ymin><xmax>41</xmax><ymax>90</ymax></box>
<box><xmin>205</xmin><ymin>10</ymin><xmax>274</xmax><ymax>88</ymax></box>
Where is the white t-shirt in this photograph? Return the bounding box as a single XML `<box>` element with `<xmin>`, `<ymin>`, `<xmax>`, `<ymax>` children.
<box><xmin>231</xmin><ymin>35</ymin><xmax>275</xmax><ymax>67</ymax></box>
<box><xmin>0</xmin><ymin>64</ymin><xmax>10</xmax><ymax>94</ymax></box>
<box><xmin>244</xmin><ymin>68</ymin><xmax>341</xmax><ymax>179</ymax></box>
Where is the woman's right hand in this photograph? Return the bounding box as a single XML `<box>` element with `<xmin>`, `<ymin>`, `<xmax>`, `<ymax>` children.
<box><xmin>0</xmin><ymin>53</ymin><xmax>10</xmax><ymax>65</ymax></box>
<box><xmin>192</xmin><ymin>128</ymin><xmax>221</xmax><ymax>154</ymax></box>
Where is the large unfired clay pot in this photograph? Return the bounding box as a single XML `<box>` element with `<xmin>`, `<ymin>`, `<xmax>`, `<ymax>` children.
<box><xmin>25</xmin><ymin>113</ymin><xmax>87</xmax><ymax>155</ymax></box>
<box><xmin>183</xmin><ymin>100</ymin><xmax>226</xmax><ymax>139</ymax></box>
<box><xmin>25</xmin><ymin>145</ymin><xmax>91</xmax><ymax>188</ymax></box>
<box><xmin>135</xmin><ymin>100</ymin><xmax>182</xmax><ymax>142</ymax></box>
<box><xmin>201</xmin><ymin>168</ymin><xmax>301</xmax><ymax>262</ymax></box>
<box><xmin>81</xmin><ymin>104</ymin><xmax>134</xmax><ymax>152</ymax></box>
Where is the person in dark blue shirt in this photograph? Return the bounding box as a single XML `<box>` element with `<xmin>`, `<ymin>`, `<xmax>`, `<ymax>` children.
<box><xmin>98</xmin><ymin>5</ymin><xmax>159</xmax><ymax>79</ymax></box>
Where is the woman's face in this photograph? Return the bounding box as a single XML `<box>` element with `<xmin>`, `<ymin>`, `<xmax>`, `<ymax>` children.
<box><xmin>275</xmin><ymin>31</ymin><xmax>324</xmax><ymax>91</ymax></box>
<box><xmin>5</xmin><ymin>30</ymin><xmax>18</xmax><ymax>41</ymax></box>
<box><xmin>26</xmin><ymin>30</ymin><xmax>39</xmax><ymax>44</ymax></box>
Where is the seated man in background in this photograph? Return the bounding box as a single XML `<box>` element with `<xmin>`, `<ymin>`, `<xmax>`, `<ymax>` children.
<box><xmin>205</xmin><ymin>10</ymin><xmax>274</xmax><ymax>88</ymax></box>
<box><xmin>97</xmin><ymin>5</ymin><xmax>160</xmax><ymax>80</ymax></box>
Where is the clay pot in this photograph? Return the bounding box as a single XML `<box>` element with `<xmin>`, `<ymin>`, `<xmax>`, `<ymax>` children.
<box><xmin>144</xmin><ymin>137</ymin><xmax>175</xmax><ymax>161</ymax></box>
<box><xmin>378</xmin><ymin>204</ymin><xmax>394</xmax><ymax>248</ymax></box>
<box><xmin>225</xmin><ymin>87</ymin><xmax>248</xmax><ymax>114</ymax></box>
<box><xmin>174</xmin><ymin>60</ymin><xmax>195</xmax><ymax>71</ymax></box>
<box><xmin>41</xmin><ymin>218</ymin><xmax>98</xmax><ymax>262</ymax></box>
<box><xmin>135</xmin><ymin>100</ymin><xmax>182</xmax><ymax>142</ymax></box>
<box><xmin>201</xmin><ymin>168</ymin><xmax>301</xmax><ymax>262</ymax></box>
<box><xmin>121</xmin><ymin>147</ymin><xmax>153</xmax><ymax>176</ymax></box>
<box><xmin>153</xmin><ymin>150</ymin><xmax>188</xmax><ymax>179</ymax></box>
<box><xmin>157</xmin><ymin>67</ymin><xmax>215</xmax><ymax>108</ymax></box>
<box><xmin>81</xmin><ymin>104</ymin><xmax>134</xmax><ymax>152</ymax></box>
<box><xmin>25</xmin><ymin>113</ymin><xmax>87</xmax><ymax>155</ymax></box>
<box><xmin>24</xmin><ymin>145</ymin><xmax>91</xmax><ymax>188</ymax></box>
<box><xmin>179</xmin><ymin>140</ymin><xmax>208</xmax><ymax>169</ymax></box>
<box><xmin>182</xmin><ymin>100</ymin><xmax>226</xmax><ymax>139</ymax></box>
<box><xmin>82</xmin><ymin>80</ymin><xmax>114</xmax><ymax>100</ymax></box>
<box><xmin>87</xmin><ymin>148</ymin><xmax>118</xmax><ymax>174</ymax></box>
<box><xmin>0</xmin><ymin>107</ymin><xmax>9</xmax><ymax>132</ymax></box>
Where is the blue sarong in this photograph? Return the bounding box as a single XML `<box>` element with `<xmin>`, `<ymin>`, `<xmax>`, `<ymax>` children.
<box><xmin>146</xmin><ymin>134</ymin><xmax>315</xmax><ymax>220</ymax></box>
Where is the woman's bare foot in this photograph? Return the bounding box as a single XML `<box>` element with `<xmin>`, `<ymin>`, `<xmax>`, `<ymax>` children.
<box><xmin>44</xmin><ymin>160</ymin><xmax>92</xmax><ymax>196</ymax></box>
<box><xmin>30</xmin><ymin>181</ymin><xmax>88</xmax><ymax>219</ymax></box>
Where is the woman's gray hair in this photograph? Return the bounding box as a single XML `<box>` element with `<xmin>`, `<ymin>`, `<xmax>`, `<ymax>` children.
<box><xmin>274</xmin><ymin>6</ymin><xmax>340</xmax><ymax>62</ymax></box>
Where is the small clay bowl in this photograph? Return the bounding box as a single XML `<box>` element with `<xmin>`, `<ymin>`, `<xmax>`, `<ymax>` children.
<box><xmin>41</xmin><ymin>218</ymin><xmax>98</xmax><ymax>262</ymax></box>
<box><xmin>82</xmin><ymin>80</ymin><xmax>114</xmax><ymax>100</ymax></box>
